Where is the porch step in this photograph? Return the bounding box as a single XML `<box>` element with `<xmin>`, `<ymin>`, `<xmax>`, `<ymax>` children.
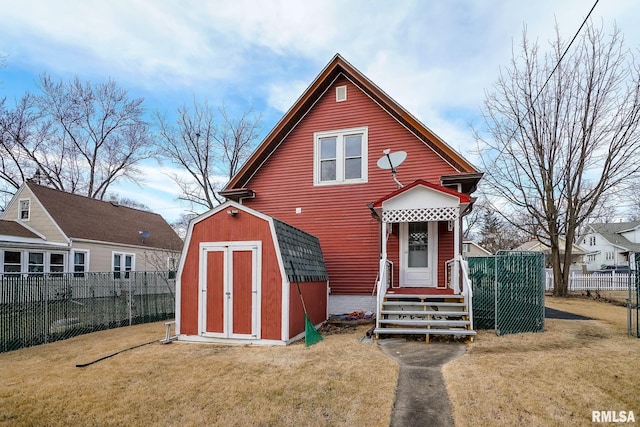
<box><xmin>379</xmin><ymin>319</ymin><xmax>470</xmax><ymax>327</ymax></box>
<box><xmin>384</xmin><ymin>293</ymin><xmax>463</xmax><ymax>300</ymax></box>
<box><xmin>382</xmin><ymin>301</ymin><xmax>466</xmax><ymax>308</ymax></box>
<box><xmin>374</xmin><ymin>327</ymin><xmax>477</xmax><ymax>336</ymax></box>
<box><xmin>381</xmin><ymin>310</ymin><xmax>468</xmax><ymax>316</ymax></box>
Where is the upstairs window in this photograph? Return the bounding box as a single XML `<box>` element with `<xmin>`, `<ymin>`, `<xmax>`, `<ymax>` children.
<box><xmin>314</xmin><ymin>127</ymin><xmax>367</xmax><ymax>185</ymax></box>
<box><xmin>19</xmin><ymin>199</ymin><xmax>30</xmax><ymax>221</ymax></box>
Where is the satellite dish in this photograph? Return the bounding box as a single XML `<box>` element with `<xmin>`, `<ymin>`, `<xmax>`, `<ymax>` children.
<box><xmin>376</xmin><ymin>150</ymin><xmax>407</xmax><ymax>170</ymax></box>
<box><xmin>139</xmin><ymin>230</ymin><xmax>151</xmax><ymax>239</ymax></box>
<box><xmin>376</xmin><ymin>149</ymin><xmax>407</xmax><ymax>188</ymax></box>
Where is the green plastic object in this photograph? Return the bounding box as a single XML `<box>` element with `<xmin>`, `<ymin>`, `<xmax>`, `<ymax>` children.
<box><xmin>304</xmin><ymin>313</ymin><xmax>323</xmax><ymax>347</ymax></box>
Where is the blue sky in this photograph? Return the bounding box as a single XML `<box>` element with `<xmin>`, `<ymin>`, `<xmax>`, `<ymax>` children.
<box><xmin>1</xmin><ymin>0</ymin><xmax>638</xmax><ymax>222</ymax></box>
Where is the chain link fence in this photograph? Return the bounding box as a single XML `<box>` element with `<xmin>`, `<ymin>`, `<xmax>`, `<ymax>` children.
<box><xmin>0</xmin><ymin>271</ymin><xmax>175</xmax><ymax>353</ymax></box>
<box><xmin>468</xmin><ymin>251</ymin><xmax>545</xmax><ymax>336</ymax></box>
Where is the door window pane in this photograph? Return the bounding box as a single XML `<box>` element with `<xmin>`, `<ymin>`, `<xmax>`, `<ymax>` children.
<box><xmin>408</xmin><ymin>222</ymin><xmax>429</xmax><ymax>268</ymax></box>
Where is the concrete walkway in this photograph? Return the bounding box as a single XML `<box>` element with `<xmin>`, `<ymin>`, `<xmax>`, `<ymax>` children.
<box><xmin>379</xmin><ymin>340</ymin><xmax>466</xmax><ymax>427</ymax></box>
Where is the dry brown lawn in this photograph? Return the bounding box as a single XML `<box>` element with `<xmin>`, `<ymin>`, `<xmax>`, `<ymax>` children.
<box><xmin>444</xmin><ymin>297</ymin><xmax>640</xmax><ymax>426</ymax></box>
<box><xmin>0</xmin><ymin>324</ymin><xmax>397</xmax><ymax>426</ymax></box>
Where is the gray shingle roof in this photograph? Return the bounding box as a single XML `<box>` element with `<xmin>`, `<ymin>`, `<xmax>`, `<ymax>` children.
<box><xmin>272</xmin><ymin>219</ymin><xmax>328</xmax><ymax>282</ymax></box>
<box><xmin>589</xmin><ymin>222</ymin><xmax>640</xmax><ymax>252</ymax></box>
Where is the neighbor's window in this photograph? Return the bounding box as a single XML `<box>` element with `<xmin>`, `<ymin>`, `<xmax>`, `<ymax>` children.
<box><xmin>3</xmin><ymin>251</ymin><xmax>22</xmax><ymax>274</ymax></box>
<box><xmin>28</xmin><ymin>252</ymin><xmax>44</xmax><ymax>274</ymax></box>
<box><xmin>589</xmin><ymin>236</ymin><xmax>596</xmax><ymax>246</ymax></box>
<box><xmin>19</xmin><ymin>199</ymin><xmax>30</xmax><ymax>220</ymax></box>
<box><xmin>605</xmin><ymin>252</ymin><xmax>614</xmax><ymax>261</ymax></box>
<box><xmin>314</xmin><ymin>127</ymin><xmax>367</xmax><ymax>185</ymax></box>
<box><xmin>73</xmin><ymin>251</ymin><xmax>87</xmax><ymax>277</ymax></box>
<box><xmin>49</xmin><ymin>253</ymin><xmax>64</xmax><ymax>275</ymax></box>
<box><xmin>113</xmin><ymin>253</ymin><xmax>134</xmax><ymax>279</ymax></box>
<box><xmin>168</xmin><ymin>256</ymin><xmax>178</xmax><ymax>279</ymax></box>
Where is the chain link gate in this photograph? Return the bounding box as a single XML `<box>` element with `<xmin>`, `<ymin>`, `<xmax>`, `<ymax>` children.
<box><xmin>629</xmin><ymin>253</ymin><xmax>639</xmax><ymax>338</ymax></box>
<box><xmin>468</xmin><ymin>251</ymin><xmax>545</xmax><ymax>336</ymax></box>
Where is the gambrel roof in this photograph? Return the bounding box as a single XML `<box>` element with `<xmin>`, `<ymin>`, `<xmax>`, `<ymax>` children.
<box><xmin>223</xmin><ymin>53</ymin><xmax>481</xmax><ymax>194</ymax></box>
<box><xmin>16</xmin><ymin>182</ymin><xmax>183</xmax><ymax>251</ymax></box>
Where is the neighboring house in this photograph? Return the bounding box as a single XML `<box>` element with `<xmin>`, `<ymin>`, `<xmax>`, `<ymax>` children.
<box><xmin>515</xmin><ymin>236</ymin><xmax>586</xmax><ymax>270</ymax></box>
<box><xmin>579</xmin><ymin>221</ymin><xmax>640</xmax><ymax>271</ymax></box>
<box><xmin>462</xmin><ymin>240</ymin><xmax>492</xmax><ymax>258</ymax></box>
<box><xmin>181</xmin><ymin>54</ymin><xmax>481</xmax><ymax>341</ymax></box>
<box><xmin>1</xmin><ymin>182</ymin><xmax>183</xmax><ymax>276</ymax></box>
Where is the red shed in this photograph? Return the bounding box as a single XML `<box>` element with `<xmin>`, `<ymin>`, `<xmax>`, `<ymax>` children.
<box><xmin>176</xmin><ymin>201</ymin><xmax>328</xmax><ymax>345</ymax></box>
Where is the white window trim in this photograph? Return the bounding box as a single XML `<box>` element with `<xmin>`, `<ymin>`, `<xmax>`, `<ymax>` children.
<box><xmin>313</xmin><ymin>126</ymin><xmax>368</xmax><ymax>186</ymax></box>
<box><xmin>112</xmin><ymin>251</ymin><xmax>135</xmax><ymax>277</ymax></box>
<box><xmin>71</xmin><ymin>250</ymin><xmax>90</xmax><ymax>274</ymax></box>
<box><xmin>336</xmin><ymin>85</ymin><xmax>347</xmax><ymax>102</ymax></box>
<box><xmin>18</xmin><ymin>198</ymin><xmax>31</xmax><ymax>221</ymax></box>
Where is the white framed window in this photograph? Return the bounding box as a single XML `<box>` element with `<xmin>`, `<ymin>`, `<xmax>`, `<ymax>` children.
<box><xmin>336</xmin><ymin>85</ymin><xmax>347</xmax><ymax>102</ymax></box>
<box><xmin>28</xmin><ymin>252</ymin><xmax>44</xmax><ymax>274</ymax></box>
<box><xmin>314</xmin><ymin>127</ymin><xmax>368</xmax><ymax>186</ymax></box>
<box><xmin>588</xmin><ymin>236</ymin><xmax>596</xmax><ymax>246</ymax></box>
<box><xmin>113</xmin><ymin>252</ymin><xmax>134</xmax><ymax>279</ymax></box>
<box><xmin>605</xmin><ymin>252</ymin><xmax>614</xmax><ymax>261</ymax></box>
<box><xmin>168</xmin><ymin>256</ymin><xmax>178</xmax><ymax>279</ymax></box>
<box><xmin>19</xmin><ymin>199</ymin><xmax>30</xmax><ymax>221</ymax></box>
<box><xmin>3</xmin><ymin>251</ymin><xmax>22</xmax><ymax>274</ymax></box>
<box><xmin>73</xmin><ymin>251</ymin><xmax>89</xmax><ymax>277</ymax></box>
<box><xmin>49</xmin><ymin>253</ymin><xmax>65</xmax><ymax>275</ymax></box>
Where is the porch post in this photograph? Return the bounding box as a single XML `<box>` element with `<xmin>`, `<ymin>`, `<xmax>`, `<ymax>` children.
<box><xmin>381</xmin><ymin>221</ymin><xmax>387</xmax><ymax>260</ymax></box>
<box><xmin>453</xmin><ymin>213</ymin><xmax>461</xmax><ymax>294</ymax></box>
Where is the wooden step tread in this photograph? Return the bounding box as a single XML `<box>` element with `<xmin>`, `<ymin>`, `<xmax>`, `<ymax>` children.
<box><xmin>381</xmin><ymin>310</ymin><xmax>468</xmax><ymax>316</ymax></box>
<box><xmin>382</xmin><ymin>301</ymin><xmax>466</xmax><ymax>307</ymax></box>
<box><xmin>378</xmin><ymin>319</ymin><xmax>470</xmax><ymax>326</ymax></box>
<box><xmin>383</xmin><ymin>294</ymin><xmax>464</xmax><ymax>300</ymax></box>
<box><xmin>374</xmin><ymin>328</ymin><xmax>477</xmax><ymax>336</ymax></box>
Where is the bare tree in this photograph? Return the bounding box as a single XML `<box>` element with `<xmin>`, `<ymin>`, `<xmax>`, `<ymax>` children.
<box><xmin>155</xmin><ymin>100</ymin><xmax>261</xmax><ymax>211</ymax></box>
<box><xmin>477</xmin><ymin>23</ymin><xmax>640</xmax><ymax>296</ymax></box>
<box><xmin>0</xmin><ymin>74</ymin><xmax>152</xmax><ymax>202</ymax></box>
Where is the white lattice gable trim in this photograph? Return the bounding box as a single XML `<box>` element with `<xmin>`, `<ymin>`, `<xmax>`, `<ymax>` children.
<box><xmin>381</xmin><ymin>185</ymin><xmax>460</xmax><ymax>211</ymax></box>
<box><xmin>382</xmin><ymin>207</ymin><xmax>459</xmax><ymax>223</ymax></box>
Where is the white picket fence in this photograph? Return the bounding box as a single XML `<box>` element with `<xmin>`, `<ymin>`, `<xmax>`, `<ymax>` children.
<box><xmin>545</xmin><ymin>271</ymin><xmax>636</xmax><ymax>292</ymax></box>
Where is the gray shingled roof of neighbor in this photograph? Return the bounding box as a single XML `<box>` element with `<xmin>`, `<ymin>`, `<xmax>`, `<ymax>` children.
<box><xmin>272</xmin><ymin>219</ymin><xmax>328</xmax><ymax>283</ymax></box>
<box><xmin>0</xmin><ymin>219</ymin><xmax>41</xmax><ymax>239</ymax></box>
<box><xmin>26</xmin><ymin>182</ymin><xmax>183</xmax><ymax>251</ymax></box>
<box><xmin>589</xmin><ymin>221</ymin><xmax>640</xmax><ymax>253</ymax></box>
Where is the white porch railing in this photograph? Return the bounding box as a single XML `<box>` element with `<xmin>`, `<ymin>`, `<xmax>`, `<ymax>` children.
<box><xmin>459</xmin><ymin>256</ymin><xmax>473</xmax><ymax>331</ymax></box>
<box><xmin>375</xmin><ymin>259</ymin><xmax>392</xmax><ymax>330</ymax></box>
<box><xmin>545</xmin><ymin>271</ymin><xmax>636</xmax><ymax>292</ymax></box>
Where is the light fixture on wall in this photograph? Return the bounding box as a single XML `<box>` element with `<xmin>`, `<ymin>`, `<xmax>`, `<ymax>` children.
<box><xmin>227</xmin><ymin>209</ymin><xmax>239</xmax><ymax>217</ymax></box>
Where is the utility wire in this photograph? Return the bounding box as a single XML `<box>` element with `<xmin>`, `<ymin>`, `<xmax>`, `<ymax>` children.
<box><xmin>487</xmin><ymin>0</ymin><xmax>601</xmax><ymax>166</ymax></box>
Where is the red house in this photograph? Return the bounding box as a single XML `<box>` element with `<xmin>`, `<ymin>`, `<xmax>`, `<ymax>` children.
<box><xmin>179</xmin><ymin>54</ymin><xmax>481</xmax><ymax>342</ymax></box>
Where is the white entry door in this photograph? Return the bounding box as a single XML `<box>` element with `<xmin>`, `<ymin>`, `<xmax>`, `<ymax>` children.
<box><xmin>400</xmin><ymin>222</ymin><xmax>437</xmax><ymax>287</ymax></box>
<box><xmin>198</xmin><ymin>242</ymin><xmax>261</xmax><ymax>339</ymax></box>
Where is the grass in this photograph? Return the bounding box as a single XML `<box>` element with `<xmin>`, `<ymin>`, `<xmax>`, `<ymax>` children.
<box><xmin>3</xmin><ymin>297</ymin><xmax>639</xmax><ymax>426</ymax></box>
<box><xmin>0</xmin><ymin>324</ymin><xmax>397</xmax><ymax>426</ymax></box>
<box><xmin>444</xmin><ymin>297</ymin><xmax>640</xmax><ymax>426</ymax></box>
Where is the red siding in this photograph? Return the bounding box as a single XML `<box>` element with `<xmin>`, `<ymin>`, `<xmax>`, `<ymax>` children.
<box><xmin>179</xmin><ymin>210</ymin><xmax>283</xmax><ymax>340</ymax></box>
<box><xmin>437</xmin><ymin>221</ymin><xmax>454</xmax><ymax>286</ymax></box>
<box><xmin>288</xmin><ymin>281</ymin><xmax>327</xmax><ymax>338</ymax></box>
<box><xmin>243</xmin><ymin>77</ymin><xmax>459</xmax><ymax>294</ymax></box>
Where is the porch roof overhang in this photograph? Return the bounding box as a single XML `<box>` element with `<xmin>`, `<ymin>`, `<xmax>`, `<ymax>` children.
<box><xmin>371</xmin><ymin>179</ymin><xmax>471</xmax><ymax>223</ymax></box>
